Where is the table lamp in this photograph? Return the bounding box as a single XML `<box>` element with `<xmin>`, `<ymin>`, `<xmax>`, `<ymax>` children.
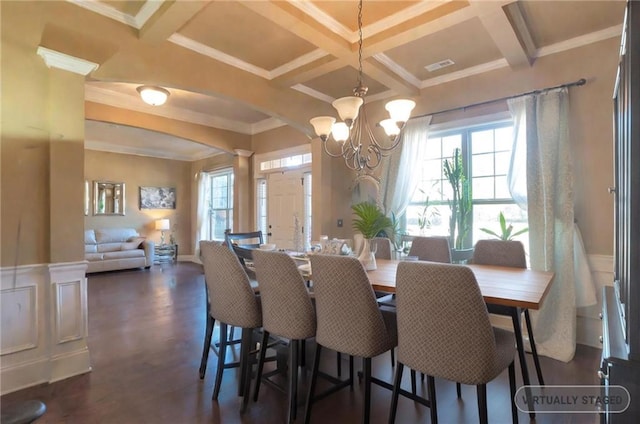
<box><xmin>155</xmin><ymin>219</ymin><xmax>170</xmax><ymax>245</ymax></box>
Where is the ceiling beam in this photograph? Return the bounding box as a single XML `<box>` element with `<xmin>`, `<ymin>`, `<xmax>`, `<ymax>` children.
<box><xmin>138</xmin><ymin>1</ymin><xmax>212</xmax><ymax>43</ymax></box>
<box><xmin>470</xmin><ymin>0</ymin><xmax>533</xmax><ymax>67</ymax></box>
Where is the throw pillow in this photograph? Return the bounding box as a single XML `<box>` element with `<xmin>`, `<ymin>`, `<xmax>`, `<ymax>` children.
<box><xmin>122</xmin><ymin>237</ymin><xmax>146</xmax><ymax>250</ymax></box>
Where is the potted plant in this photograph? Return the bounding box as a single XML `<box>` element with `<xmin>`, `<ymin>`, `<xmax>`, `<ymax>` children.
<box><xmin>351</xmin><ymin>201</ymin><xmax>393</xmax><ymax>270</ymax></box>
<box><xmin>480</xmin><ymin>211</ymin><xmax>528</xmax><ymax>240</ymax></box>
<box><xmin>443</xmin><ymin>148</ymin><xmax>473</xmax><ymax>261</ymax></box>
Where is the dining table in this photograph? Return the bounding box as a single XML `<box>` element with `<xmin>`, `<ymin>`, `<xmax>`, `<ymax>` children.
<box><xmin>299</xmin><ymin>256</ymin><xmax>554</xmax><ymax>417</ymax></box>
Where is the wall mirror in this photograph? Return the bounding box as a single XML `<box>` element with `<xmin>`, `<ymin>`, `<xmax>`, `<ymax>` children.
<box><xmin>93</xmin><ymin>181</ymin><xmax>125</xmax><ymax>215</ymax></box>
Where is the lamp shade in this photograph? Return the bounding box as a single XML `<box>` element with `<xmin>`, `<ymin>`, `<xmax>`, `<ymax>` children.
<box><xmin>379</xmin><ymin>119</ymin><xmax>400</xmax><ymax>137</ymax></box>
<box><xmin>385</xmin><ymin>99</ymin><xmax>416</xmax><ymax>124</ymax></box>
<box><xmin>137</xmin><ymin>85</ymin><xmax>170</xmax><ymax>106</ymax></box>
<box><xmin>310</xmin><ymin>116</ymin><xmax>336</xmax><ymax>138</ymax></box>
<box><xmin>155</xmin><ymin>219</ymin><xmax>170</xmax><ymax>231</ymax></box>
<box><xmin>332</xmin><ymin>96</ymin><xmax>363</xmax><ymax>123</ymax></box>
<box><xmin>331</xmin><ymin>122</ymin><xmax>349</xmax><ymax>143</ymax></box>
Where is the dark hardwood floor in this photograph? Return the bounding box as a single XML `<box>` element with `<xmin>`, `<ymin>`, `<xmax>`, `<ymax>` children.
<box><xmin>1</xmin><ymin>262</ymin><xmax>601</xmax><ymax>423</ymax></box>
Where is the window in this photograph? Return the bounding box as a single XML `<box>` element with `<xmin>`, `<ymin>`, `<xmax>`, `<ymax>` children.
<box><xmin>256</xmin><ymin>178</ymin><xmax>267</xmax><ymax>239</ymax></box>
<box><xmin>206</xmin><ymin>169</ymin><xmax>234</xmax><ymax>240</ymax></box>
<box><xmin>303</xmin><ymin>172</ymin><xmax>312</xmax><ymax>249</ymax></box>
<box><xmin>406</xmin><ymin>120</ymin><xmax>528</xmax><ymax>248</ymax></box>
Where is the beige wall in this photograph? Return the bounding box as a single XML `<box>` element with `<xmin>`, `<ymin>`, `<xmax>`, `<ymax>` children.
<box><xmin>85</xmin><ymin>150</ymin><xmax>192</xmax><ymax>253</ymax></box>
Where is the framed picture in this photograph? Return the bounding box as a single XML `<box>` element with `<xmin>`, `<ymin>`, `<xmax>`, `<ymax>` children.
<box><xmin>139</xmin><ymin>186</ymin><xmax>176</xmax><ymax>209</ymax></box>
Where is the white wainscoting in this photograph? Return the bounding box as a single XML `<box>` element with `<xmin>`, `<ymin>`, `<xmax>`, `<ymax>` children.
<box><xmin>1</xmin><ymin>261</ymin><xmax>91</xmax><ymax>395</ymax></box>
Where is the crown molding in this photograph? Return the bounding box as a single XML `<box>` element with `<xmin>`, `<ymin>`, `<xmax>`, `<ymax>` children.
<box><xmin>36</xmin><ymin>46</ymin><xmax>99</xmax><ymax>76</ymax></box>
<box><xmin>536</xmin><ymin>24</ymin><xmax>622</xmax><ymax>59</ymax></box>
<box><xmin>291</xmin><ymin>84</ymin><xmax>335</xmax><ymax>103</ymax></box>
<box><xmin>65</xmin><ymin>0</ymin><xmax>160</xmax><ymax>29</ymax></box>
<box><xmin>373</xmin><ymin>53</ymin><xmax>421</xmax><ymax>88</ymax></box>
<box><xmin>85</xmin><ymin>140</ymin><xmax>222</xmax><ymax>162</ymax></box>
<box><xmin>234</xmin><ymin>149</ymin><xmax>254</xmax><ymax>158</ymax></box>
<box><xmin>421</xmin><ymin>58</ymin><xmax>509</xmax><ymax>88</ymax></box>
<box><xmin>270</xmin><ymin>49</ymin><xmax>328</xmax><ymax>79</ymax></box>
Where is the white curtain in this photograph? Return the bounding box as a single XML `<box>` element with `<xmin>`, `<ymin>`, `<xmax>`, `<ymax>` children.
<box><xmin>507</xmin><ymin>89</ymin><xmax>577</xmax><ymax>362</ymax></box>
<box><xmin>194</xmin><ymin>172</ymin><xmax>211</xmax><ymax>262</ymax></box>
<box><xmin>380</xmin><ymin>115</ymin><xmax>432</xmax><ymax>218</ymax></box>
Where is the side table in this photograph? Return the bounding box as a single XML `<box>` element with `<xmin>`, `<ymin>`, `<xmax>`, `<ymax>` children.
<box><xmin>155</xmin><ymin>244</ymin><xmax>178</xmax><ymax>264</ymax></box>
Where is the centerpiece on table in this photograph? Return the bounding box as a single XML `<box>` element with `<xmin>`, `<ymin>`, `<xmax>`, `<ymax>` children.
<box><xmin>351</xmin><ymin>201</ymin><xmax>393</xmax><ymax>270</ymax></box>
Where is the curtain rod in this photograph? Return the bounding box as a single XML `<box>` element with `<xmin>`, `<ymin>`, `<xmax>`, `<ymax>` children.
<box><xmin>411</xmin><ymin>77</ymin><xmax>587</xmax><ymax>120</ymax></box>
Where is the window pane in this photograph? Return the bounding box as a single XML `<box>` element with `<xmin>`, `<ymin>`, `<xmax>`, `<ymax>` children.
<box><xmin>472</xmin><ymin>153</ymin><xmax>494</xmax><ymax>177</ymax></box>
<box><xmin>442</xmin><ymin>135</ymin><xmax>462</xmax><ymax>157</ymax></box>
<box><xmin>495</xmin><ymin>126</ymin><xmax>513</xmax><ymax>151</ymax></box>
<box><xmin>425</xmin><ymin>138</ymin><xmax>442</xmax><ymax>159</ymax></box>
<box><xmin>472</xmin><ymin>129</ymin><xmax>494</xmax><ymax>153</ymax></box>
<box><xmin>472</xmin><ymin>176</ymin><xmax>494</xmax><ymax>199</ymax></box>
<box><xmin>473</xmin><ymin>203</ymin><xmax>529</xmax><ymax>253</ymax></box>
<box><xmin>495</xmin><ymin>151</ymin><xmax>511</xmax><ymax>175</ymax></box>
<box><xmin>495</xmin><ymin>176</ymin><xmax>511</xmax><ymax>199</ymax></box>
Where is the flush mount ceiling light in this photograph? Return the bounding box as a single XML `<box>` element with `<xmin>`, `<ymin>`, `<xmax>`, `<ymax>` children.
<box><xmin>309</xmin><ymin>0</ymin><xmax>415</xmax><ymax>171</ymax></box>
<box><xmin>136</xmin><ymin>85</ymin><xmax>170</xmax><ymax>106</ymax></box>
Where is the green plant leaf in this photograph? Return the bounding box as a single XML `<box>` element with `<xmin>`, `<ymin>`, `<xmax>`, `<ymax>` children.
<box><xmin>351</xmin><ymin>202</ymin><xmax>392</xmax><ymax>239</ymax></box>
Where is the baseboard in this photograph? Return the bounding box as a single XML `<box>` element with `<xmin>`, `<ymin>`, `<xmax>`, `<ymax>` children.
<box><xmin>50</xmin><ymin>347</ymin><xmax>92</xmax><ymax>383</ymax></box>
<box><xmin>0</xmin><ymin>357</ymin><xmax>49</xmax><ymax>396</ymax></box>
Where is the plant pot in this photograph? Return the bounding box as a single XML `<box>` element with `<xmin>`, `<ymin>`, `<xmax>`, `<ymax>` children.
<box><xmin>451</xmin><ymin>247</ymin><xmax>474</xmax><ymax>264</ymax></box>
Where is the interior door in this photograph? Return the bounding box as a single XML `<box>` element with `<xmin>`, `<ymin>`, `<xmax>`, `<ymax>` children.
<box><xmin>267</xmin><ymin>171</ymin><xmax>304</xmax><ymax>250</ymax></box>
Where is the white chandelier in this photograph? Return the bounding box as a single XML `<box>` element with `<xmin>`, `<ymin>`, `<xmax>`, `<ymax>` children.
<box><xmin>309</xmin><ymin>0</ymin><xmax>415</xmax><ymax>171</ymax></box>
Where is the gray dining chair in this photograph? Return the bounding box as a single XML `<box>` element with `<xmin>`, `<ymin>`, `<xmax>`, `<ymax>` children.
<box><xmin>200</xmin><ymin>240</ymin><xmax>262</xmax><ymax>412</ymax></box>
<box><xmin>408</xmin><ymin>236</ymin><xmax>452</xmax><ymax>262</ymax></box>
<box><xmin>472</xmin><ymin>239</ymin><xmax>544</xmax><ymax>385</ymax></box>
<box><xmin>304</xmin><ymin>255</ymin><xmax>397</xmax><ymax>424</ymax></box>
<box><xmin>390</xmin><ymin>261</ymin><xmax>518</xmax><ymax>424</ymax></box>
<box><xmin>251</xmin><ymin>249</ymin><xmax>317</xmax><ymax>424</ymax></box>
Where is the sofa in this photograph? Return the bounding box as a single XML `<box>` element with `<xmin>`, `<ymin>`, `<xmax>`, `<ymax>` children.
<box><xmin>85</xmin><ymin>228</ymin><xmax>155</xmax><ymax>273</ymax></box>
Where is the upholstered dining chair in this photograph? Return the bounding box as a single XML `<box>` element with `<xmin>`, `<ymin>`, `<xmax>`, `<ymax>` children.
<box><xmin>390</xmin><ymin>261</ymin><xmax>518</xmax><ymax>424</ymax></box>
<box><xmin>371</xmin><ymin>237</ymin><xmax>393</xmax><ymax>260</ymax></box>
<box><xmin>471</xmin><ymin>239</ymin><xmax>544</xmax><ymax>385</ymax></box>
<box><xmin>408</xmin><ymin>236</ymin><xmax>452</xmax><ymax>263</ymax></box>
<box><xmin>251</xmin><ymin>249</ymin><xmax>317</xmax><ymax>424</ymax></box>
<box><xmin>200</xmin><ymin>240</ymin><xmax>262</xmax><ymax>412</ymax></box>
<box><xmin>224</xmin><ymin>229</ymin><xmax>264</xmax><ymax>279</ymax></box>
<box><xmin>304</xmin><ymin>255</ymin><xmax>397</xmax><ymax>424</ymax></box>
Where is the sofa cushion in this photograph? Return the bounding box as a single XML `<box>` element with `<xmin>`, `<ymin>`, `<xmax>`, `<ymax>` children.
<box><xmin>95</xmin><ymin>228</ymin><xmax>139</xmax><ymax>244</ymax></box>
<box><xmin>103</xmin><ymin>250</ymin><xmax>145</xmax><ymax>260</ymax></box>
<box><xmin>85</xmin><ymin>244</ymin><xmax>98</xmax><ymax>254</ymax></box>
<box><xmin>97</xmin><ymin>242</ymin><xmax>124</xmax><ymax>253</ymax></box>
<box><xmin>85</xmin><ymin>230</ymin><xmax>97</xmax><ymax>244</ymax></box>
<box><xmin>86</xmin><ymin>253</ymin><xmax>104</xmax><ymax>261</ymax></box>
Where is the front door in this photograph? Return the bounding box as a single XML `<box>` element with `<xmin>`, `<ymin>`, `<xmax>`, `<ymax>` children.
<box><xmin>267</xmin><ymin>171</ymin><xmax>304</xmax><ymax>250</ymax></box>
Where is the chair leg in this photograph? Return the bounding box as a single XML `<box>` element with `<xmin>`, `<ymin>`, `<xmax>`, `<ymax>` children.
<box><xmin>390</xmin><ymin>347</ymin><xmax>395</xmax><ymax>367</ymax></box>
<box><xmin>410</xmin><ymin>369</ymin><xmax>417</xmax><ymax>395</ymax></box>
<box><xmin>363</xmin><ymin>357</ymin><xmax>372</xmax><ymax>424</ymax></box>
<box><xmin>388</xmin><ymin>362</ymin><xmax>404</xmax><ymax>424</ymax></box>
<box><xmin>349</xmin><ymin>355</ymin><xmax>355</xmax><ymax>391</ymax></box>
<box><xmin>288</xmin><ymin>340</ymin><xmax>299</xmax><ymax>423</ymax></box>
<box><xmin>427</xmin><ymin>375</ymin><xmax>437</xmax><ymax>424</ymax></box>
<box><xmin>300</xmin><ymin>339</ymin><xmax>306</xmax><ymax>368</ymax></box>
<box><xmin>476</xmin><ymin>384</ymin><xmax>488</xmax><ymax>424</ymax></box>
<box><xmin>337</xmin><ymin>352</ymin><xmax>342</xmax><ymax>377</ymax></box>
<box><xmin>213</xmin><ymin>323</ymin><xmax>228</xmax><ymax>400</ymax></box>
<box><xmin>199</xmin><ymin>315</ymin><xmax>214</xmax><ymax>379</ymax></box>
<box><xmin>456</xmin><ymin>382</ymin><xmax>462</xmax><ymax>398</ymax></box>
<box><xmin>524</xmin><ymin>309</ymin><xmax>545</xmax><ymax>385</ymax></box>
<box><xmin>304</xmin><ymin>344</ymin><xmax>322</xmax><ymax>424</ymax></box>
<box><xmin>253</xmin><ymin>330</ymin><xmax>270</xmax><ymax>402</ymax></box>
<box><xmin>508</xmin><ymin>361</ymin><xmax>519</xmax><ymax>424</ymax></box>
<box><xmin>240</xmin><ymin>328</ymin><xmax>254</xmax><ymax>413</ymax></box>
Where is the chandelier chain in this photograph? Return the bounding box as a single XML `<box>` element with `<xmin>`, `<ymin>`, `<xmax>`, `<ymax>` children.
<box><xmin>357</xmin><ymin>0</ymin><xmax>364</xmax><ymax>89</ymax></box>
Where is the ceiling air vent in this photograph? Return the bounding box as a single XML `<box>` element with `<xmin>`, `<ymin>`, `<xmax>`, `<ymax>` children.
<box><xmin>425</xmin><ymin>59</ymin><xmax>455</xmax><ymax>72</ymax></box>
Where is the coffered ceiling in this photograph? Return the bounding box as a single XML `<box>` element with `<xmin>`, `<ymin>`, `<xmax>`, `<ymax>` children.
<box><xmin>66</xmin><ymin>0</ymin><xmax>625</xmax><ymax>159</ymax></box>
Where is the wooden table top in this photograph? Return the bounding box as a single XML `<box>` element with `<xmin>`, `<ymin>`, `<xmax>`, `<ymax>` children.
<box><xmin>368</xmin><ymin>259</ymin><xmax>555</xmax><ymax>310</ymax></box>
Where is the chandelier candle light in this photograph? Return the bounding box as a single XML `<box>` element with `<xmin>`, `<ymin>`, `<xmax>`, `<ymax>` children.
<box><xmin>309</xmin><ymin>0</ymin><xmax>415</xmax><ymax>171</ymax></box>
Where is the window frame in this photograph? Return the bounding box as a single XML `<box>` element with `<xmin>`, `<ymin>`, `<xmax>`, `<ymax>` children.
<box><xmin>206</xmin><ymin>168</ymin><xmax>234</xmax><ymax>241</ymax></box>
